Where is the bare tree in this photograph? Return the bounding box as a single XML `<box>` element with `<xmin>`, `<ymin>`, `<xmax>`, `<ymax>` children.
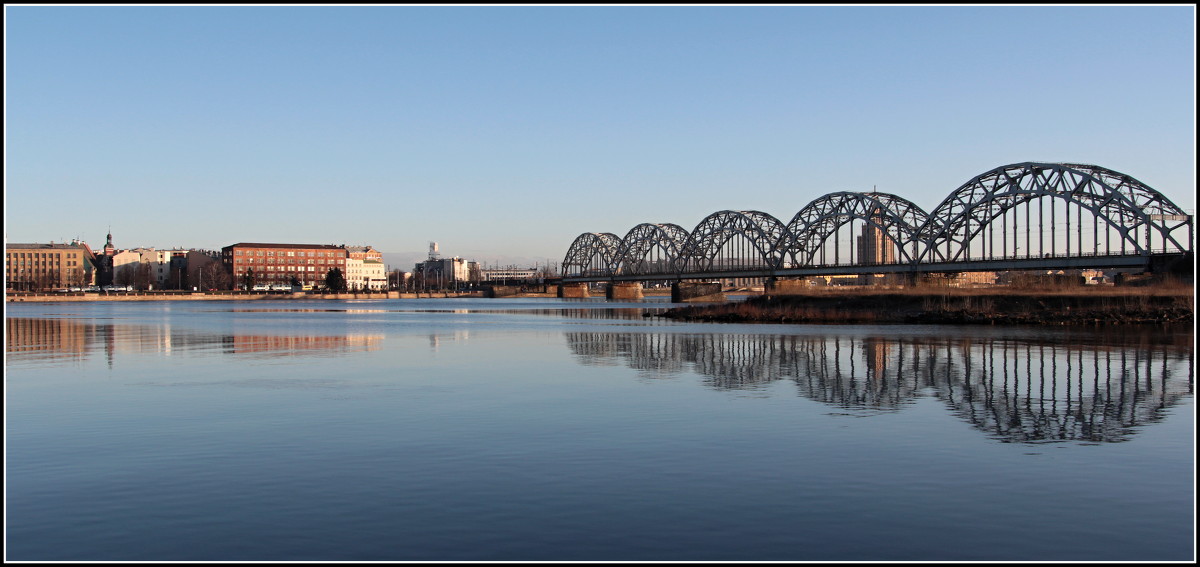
<box><xmin>115</xmin><ymin>264</ymin><xmax>137</xmax><ymax>287</ymax></box>
<box><xmin>187</xmin><ymin>254</ymin><xmax>230</xmax><ymax>290</ymax></box>
<box><xmin>133</xmin><ymin>263</ymin><xmax>154</xmax><ymax>290</ymax></box>
<box><xmin>35</xmin><ymin>268</ymin><xmax>61</xmax><ymax>291</ymax></box>
<box><xmin>70</xmin><ymin>267</ymin><xmax>90</xmax><ymax>288</ymax></box>
<box><xmin>241</xmin><ymin>268</ymin><xmax>257</xmax><ymax>291</ymax></box>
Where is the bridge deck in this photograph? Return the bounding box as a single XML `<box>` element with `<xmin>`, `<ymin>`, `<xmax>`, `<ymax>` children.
<box><xmin>563</xmin><ymin>252</ymin><xmax>1189</xmax><ymax>283</ymax></box>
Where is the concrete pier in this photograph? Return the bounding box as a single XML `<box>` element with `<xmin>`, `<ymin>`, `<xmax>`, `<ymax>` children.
<box><xmin>557</xmin><ymin>283</ymin><xmax>590</xmax><ymax>298</ymax></box>
<box><xmin>671</xmin><ymin>281</ymin><xmax>725</xmax><ymax>303</ymax></box>
<box><xmin>606</xmin><ymin>282</ymin><xmax>643</xmax><ymax>300</ymax></box>
<box><xmin>484</xmin><ymin>285</ymin><xmax>521</xmax><ymax>298</ymax></box>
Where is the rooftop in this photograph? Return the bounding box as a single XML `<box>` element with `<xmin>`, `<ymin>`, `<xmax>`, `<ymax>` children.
<box><xmin>224</xmin><ymin>243</ymin><xmax>347</xmax><ymax>250</ymax></box>
<box><xmin>6</xmin><ymin>242</ymin><xmax>91</xmax><ymax>250</ymax></box>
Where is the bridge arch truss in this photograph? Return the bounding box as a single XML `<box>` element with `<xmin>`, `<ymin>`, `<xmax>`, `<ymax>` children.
<box><xmin>785</xmin><ymin>192</ymin><xmax>931</xmax><ymax>268</ymax></box>
<box><xmin>920</xmin><ymin>162</ymin><xmax>1193</xmax><ymax>263</ymax></box>
<box><xmin>561</xmin><ymin>162</ymin><xmax>1193</xmax><ymax>281</ymax></box>
<box><xmin>615</xmin><ymin>223</ymin><xmax>691</xmax><ymax>277</ymax></box>
<box><xmin>562</xmin><ymin>232</ymin><xmax>623</xmax><ymax>279</ymax></box>
<box><xmin>676</xmin><ymin>210</ymin><xmax>791</xmax><ymax>274</ymax></box>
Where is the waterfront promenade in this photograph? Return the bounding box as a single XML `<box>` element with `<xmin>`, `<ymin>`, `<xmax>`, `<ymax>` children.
<box><xmin>4</xmin><ymin>291</ymin><xmax>496</xmax><ymax>302</ymax></box>
<box><xmin>3</xmin><ymin>288</ymin><xmax>683</xmax><ymax>303</ymax></box>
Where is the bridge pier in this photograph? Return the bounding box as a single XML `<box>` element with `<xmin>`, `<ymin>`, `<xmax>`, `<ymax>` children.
<box><xmin>606</xmin><ymin>282</ymin><xmax>643</xmax><ymax>300</ymax></box>
<box><xmin>672</xmin><ymin>281</ymin><xmax>725</xmax><ymax>303</ymax></box>
<box><xmin>484</xmin><ymin>285</ymin><xmax>520</xmax><ymax>298</ymax></box>
<box><xmin>557</xmin><ymin>283</ymin><xmax>590</xmax><ymax>298</ymax></box>
<box><xmin>1148</xmin><ymin>251</ymin><xmax>1193</xmax><ymax>282</ymax></box>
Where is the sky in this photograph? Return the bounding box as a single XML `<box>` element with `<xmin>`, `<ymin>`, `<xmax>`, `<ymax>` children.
<box><xmin>5</xmin><ymin>5</ymin><xmax>1196</xmax><ymax>270</ymax></box>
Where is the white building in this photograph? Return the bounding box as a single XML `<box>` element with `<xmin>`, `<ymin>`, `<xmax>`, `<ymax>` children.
<box><xmin>109</xmin><ymin>248</ymin><xmax>191</xmax><ymax>288</ymax></box>
<box><xmin>345</xmin><ymin>246</ymin><xmax>387</xmax><ymax>291</ymax></box>
<box><xmin>414</xmin><ymin>257</ymin><xmax>472</xmax><ymax>287</ymax></box>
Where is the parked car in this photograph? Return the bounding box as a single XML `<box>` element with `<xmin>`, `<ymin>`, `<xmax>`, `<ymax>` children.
<box><xmin>252</xmin><ymin>284</ymin><xmax>270</xmax><ymax>291</ymax></box>
<box><xmin>84</xmin><ymin>286</ymin><xmax>101</xmax><ymax>292</ymax></box>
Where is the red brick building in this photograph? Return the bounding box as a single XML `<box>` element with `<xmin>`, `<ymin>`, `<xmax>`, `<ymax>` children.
<box><xmin>222</xmin><ymin>243</ymin><xmax>347</xmax><ymax>289</ymax></box>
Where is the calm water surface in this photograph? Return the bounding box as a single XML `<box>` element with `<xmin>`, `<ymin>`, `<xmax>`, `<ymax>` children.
<box><xmin>5</xmin><ymin>298</ymin><xmax>1195</xmax><ymax>561</ymax></box>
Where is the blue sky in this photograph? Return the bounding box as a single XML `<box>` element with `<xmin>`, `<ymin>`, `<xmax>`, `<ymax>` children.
<box><xmin>5</xmin><ymin>5</ymin><xmax>1195</xmax><ymax>269</ymax></box>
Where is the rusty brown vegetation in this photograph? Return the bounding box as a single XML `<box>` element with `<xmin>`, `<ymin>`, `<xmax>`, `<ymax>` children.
<box><xmin>659</xmin><ymin>283</ymin><xmax>1195</xmax><ymax>326</ymax></box>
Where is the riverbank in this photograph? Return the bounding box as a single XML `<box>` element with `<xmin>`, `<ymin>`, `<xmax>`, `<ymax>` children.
<box><xmin>657</xmin><ymin>286</ymin><xmax>1195</xmax><ymax>326</ymax></box>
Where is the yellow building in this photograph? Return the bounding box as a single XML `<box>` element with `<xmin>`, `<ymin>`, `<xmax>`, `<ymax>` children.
<box><xmin>5</xmin><ymin>241</ymin><xmax>97</xmax><ymax>291</ymax></box>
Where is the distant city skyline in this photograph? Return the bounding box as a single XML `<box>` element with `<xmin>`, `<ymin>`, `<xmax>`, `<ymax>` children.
<box><xmin>6</xmin><ymin>5</ymin><xmax>1195</xmax><ymax>265</ymax></box>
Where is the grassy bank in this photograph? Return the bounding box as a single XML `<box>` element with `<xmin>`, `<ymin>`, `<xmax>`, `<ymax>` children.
<box><xmin>658</xmin><ymin>286</ymin><xmax>1195</xmax><ymax>326</ymax></box>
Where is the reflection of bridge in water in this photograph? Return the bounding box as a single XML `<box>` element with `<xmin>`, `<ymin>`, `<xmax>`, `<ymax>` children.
<box><xmin>565</xmin><ymin>330</ymin><xmax>1194</xmax><ymax>443</ymax></box>
<box><xmin>562</xmin><ymin>162</ymin><xmax>1193</xmax><ymax>284</ymax></box>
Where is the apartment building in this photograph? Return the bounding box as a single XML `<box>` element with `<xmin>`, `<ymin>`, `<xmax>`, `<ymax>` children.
<box><xmin>222</xmin><ymin>243</ymin><xmax>348</xmax><ymax>289</ymax></box>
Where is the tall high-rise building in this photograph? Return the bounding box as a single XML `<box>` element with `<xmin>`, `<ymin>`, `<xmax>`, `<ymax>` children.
<box><xmin>856</xmin><ymin>211</ymin><xmax>897</xmax><ymax>265</ymax></box>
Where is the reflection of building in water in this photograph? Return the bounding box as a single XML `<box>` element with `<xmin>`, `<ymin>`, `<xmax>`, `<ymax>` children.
<box><xmin>6</xmin><ymin>317</ymin><xmax>382</xmax><ymax>365</ymax></box>
<box><xmin>863</xmin><ymin>338</ymin><xmax>890</xmax><ymax>382</ymax></box>
<box><xmin>427</xmin><ymin>331</ymin><xmax>471</xmax><ymax>352</ymax></box>
<box><xmin>564</xmin><ymin>330</ymin><xmax>1194</xmax><ymax>443</ymax></box>
<box><xmin>6</xmin><ymin>317</ymin><xmax>231</xmax><ymax>368</ymax></box>
<box><xmin>227</xmin><ymin>334</ymin><xmax>381</xmax><ymax>356</ymax></box>
<box><xmin>6</xmin><ymin>318</ymin><xmax>91</xmax><ymax>362</ymax></box>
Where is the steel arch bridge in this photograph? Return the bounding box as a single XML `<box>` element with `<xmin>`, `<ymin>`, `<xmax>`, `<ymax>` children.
<box><xmin>561</xmin><ymin>162</ymin><xmax>1193</xmax><ymax>283</ymax></box>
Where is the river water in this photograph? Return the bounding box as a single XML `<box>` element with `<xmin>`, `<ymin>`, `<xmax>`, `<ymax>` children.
<box><xmin>4</xmin><ymin>298</ymin><xmax>1194</xmax><ymax>561</ymax></box>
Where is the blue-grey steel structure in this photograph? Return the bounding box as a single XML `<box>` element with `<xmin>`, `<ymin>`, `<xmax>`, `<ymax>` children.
<box><xmin>561</xmin><ymin>162</ymin><xmax>1194</xmax><ymax>282</ymax></box>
